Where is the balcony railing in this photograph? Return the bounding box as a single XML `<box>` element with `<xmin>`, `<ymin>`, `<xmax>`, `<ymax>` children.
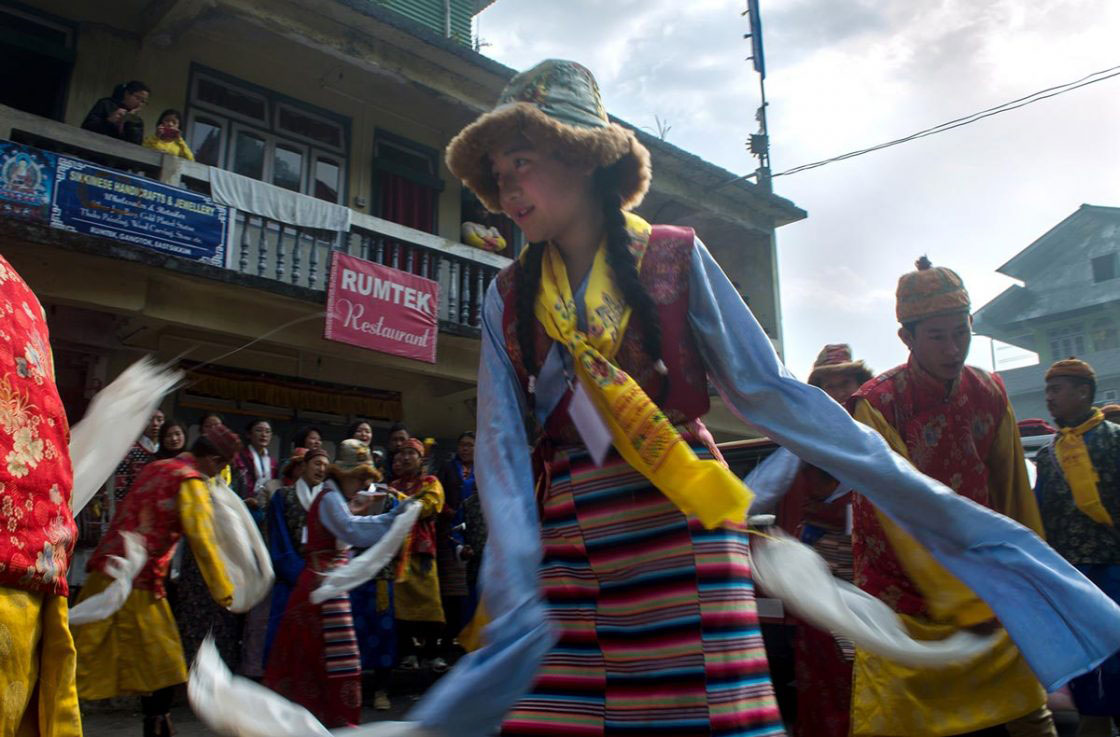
<box><xmin>0</xmin><ymin>104</ymin><xmax>507</xmax><ymax>335</ymax></box>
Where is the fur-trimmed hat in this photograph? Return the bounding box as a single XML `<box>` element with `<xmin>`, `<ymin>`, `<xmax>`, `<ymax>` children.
<box><xmin>896</xmin><ymin>256</ymin><xmax>971</xmax><ymax>325</ymax></box>
<box><xmin>445</xmin><ymin>59</ymin><xmax>651</xmax><ymax>213</ymax></box>
<box><xmin>807</xmin><ymin>344</ymin><xmax>873</xmax><ymax>387</ymax></box>
<box><xmin>330</xmin><ymin>438</ymin><xmax>381</xmax><ymax>480</ymax></box>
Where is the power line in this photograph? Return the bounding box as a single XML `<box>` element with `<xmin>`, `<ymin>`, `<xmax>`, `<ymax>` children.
<box><xmin>777</xmin><ymin>63</ymin><xmax>1120</xmax><ymax>177</ymax></box>
<box><xmin>714</xmin><ymin>61</ymin><xmax>1120</xmax><ymax>186</ymax></box>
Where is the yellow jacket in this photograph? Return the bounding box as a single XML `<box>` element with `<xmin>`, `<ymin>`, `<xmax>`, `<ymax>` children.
<box><xmin>142</xmin><ymin>134</ymin><xmax>195</xmax><ymax>161</ymax></box>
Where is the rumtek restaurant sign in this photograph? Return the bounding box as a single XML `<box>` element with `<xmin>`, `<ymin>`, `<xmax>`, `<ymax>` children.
<box><xmin>0</xmin><ymin>140</ymin><xmax>227</xmax><ymax>265</ymax></box>
<box><xmin>325</xmin><ymin>251</ymin><xmax>439</xmax><ymax>364</ymax></box>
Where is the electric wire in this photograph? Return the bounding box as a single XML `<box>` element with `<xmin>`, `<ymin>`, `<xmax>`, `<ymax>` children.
<box><xmin>714</xmin><ymin>61</ymin><xmax>1120</xmax><ymax>187</ymax></box>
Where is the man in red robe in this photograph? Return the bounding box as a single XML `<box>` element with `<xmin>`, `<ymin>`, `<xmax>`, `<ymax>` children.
<box><xmin>777</xmin><ymin>344</ymin><xmax>872</xmax><ymax>737</ymax></box>
<box><xmin>847</xmin><ymin>257</ymin><xmax>1054</xmax><ymax>736</ymax></box>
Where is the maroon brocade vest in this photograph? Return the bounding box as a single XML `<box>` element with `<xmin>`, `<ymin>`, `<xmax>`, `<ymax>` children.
<box><xmin>497</xmin><ymin>225</ymin><xmax>710</xmax><ymax>443</ymax></box>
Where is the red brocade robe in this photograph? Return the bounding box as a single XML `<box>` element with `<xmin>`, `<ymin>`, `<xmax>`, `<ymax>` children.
<box><xmin>846</xmin><ymin>358</ymin><xmax>1048</xmax><ymax>736</ymax></box>
<box><xmin>0</xmin><ymin>253</ymin><xmax>81</xmax><ymax>737</ymax></box>
<box><xmin>73</xmin><ymin>456</ymin><xmax>233</xmax><ymax>700</ymax></box>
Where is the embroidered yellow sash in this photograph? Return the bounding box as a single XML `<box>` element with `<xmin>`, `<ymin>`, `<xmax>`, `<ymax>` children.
<box><xmin>532</xmin><ymin>212</ymin><xmax>752</xmax><ymax>529</ymax></box>
<box><xmin>1055</xmin><ymin>407</ymin><xmax>1113</xmax><ymax>525</ymax></box>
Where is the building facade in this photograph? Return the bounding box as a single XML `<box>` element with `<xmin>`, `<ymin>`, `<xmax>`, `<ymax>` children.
<box><xmin>0</xmin><ymin>0</ymin><xmax>804</xmax><ymax>452</ymax></box>
<box><xmin>974</xmin><ymin>204</ymin><xmax>1120</xmax><ymax>421</ymax></box>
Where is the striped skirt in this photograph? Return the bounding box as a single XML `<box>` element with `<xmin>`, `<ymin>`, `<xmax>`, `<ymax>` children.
<box><xmin>502</xmin><ymin>444</ymin><xmax>785</xmax><ymax>736</ymax></box>
<box><xmin>263</xmin><ymin>557</ymin><xmax>363</xmax><ymax>727</ymax></box>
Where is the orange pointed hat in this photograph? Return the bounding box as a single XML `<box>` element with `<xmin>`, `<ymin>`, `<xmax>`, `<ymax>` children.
<box><xmin>896</xmin><ymin>256</ymin><xmax>971</xmax><ymax>324</ymax></box>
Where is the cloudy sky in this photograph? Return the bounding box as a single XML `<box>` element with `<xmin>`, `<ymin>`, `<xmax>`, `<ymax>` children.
<box><xmin>476</xmin><ymin>0</ymin><xmax>1120</xmax><ymax>379</ymax></box>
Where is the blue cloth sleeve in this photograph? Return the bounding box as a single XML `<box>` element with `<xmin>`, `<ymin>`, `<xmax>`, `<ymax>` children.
<box><xmin>318</xmin><ymin>488</ymin><xmax>402</xmax><ymax>548</ymax></box>
<box><xmin>687</xmin><ymin>238</ymin><xmax>1120</xmax><ymax>690</ymax></box>
<box><xmin>408</xmin><ymin>280</ymin><xmax>558</xmax><ymax>736</ymax></box>
<box><xmin>266</xmin><ymin>492</ymin><xmax>303</xmax><ymax>587</ymax></box>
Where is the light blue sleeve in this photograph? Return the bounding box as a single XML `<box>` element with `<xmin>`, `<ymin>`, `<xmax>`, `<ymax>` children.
<box><xmin>688</xmin><ymin>238</ymin><xmax>1120</xmax><ymax>690</ymax></box>
<box><xmin>318</xmin><ymin>488</ymin><xmax>403</xmax><ymax>548</ymax></box>
<box><xmin>408</xmin><ymin>280</ymin><xmax>557</xmax><ymax>736</ymax></box>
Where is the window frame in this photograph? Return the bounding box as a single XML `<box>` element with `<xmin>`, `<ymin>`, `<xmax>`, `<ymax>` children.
<box><xmin>185</xmin><ymin>110</ymin><xmax>227</xmax><ymax>168</ymax></box>
<box><xmin>271</xmin><ymin>138</ymin><xmax>310</xmax><ymax>194</ymax></box>
<box><xmin>371</xmin><ymin>128</ymin><xmax>443</xmax><ymax>233</ymax></box>
<box><xmin>184</xmin><ymin>65</ymin><xmax>350</xmax><ymax>205</ymax></box>
<box><xmin>311</xmin><ymin>151</ymin><xmax>344</xmax><ymax>205</ymax></box>
<box><xmin>227</xmin><ymin>122</ymin><xmax>273</xmax><ymax>182</ymax></box>
<box><xmin>1049</xmin><ymin>323</ymin><xmax>1087</xmax><ymax>361</ymax></box>
<box><xmin>274</xmin><ymin>101</ymin><xmax>345</xmax><ymax>155</ymax></box>
<box><xmin>1092</xmin><ymin>253</ymin><xmax>1118</xmax><ymax>284</ymax></box>
<box><xmin>190</xmin><ymin>73</ymin><xmax>269</xmax><ymax>128</ymax></box>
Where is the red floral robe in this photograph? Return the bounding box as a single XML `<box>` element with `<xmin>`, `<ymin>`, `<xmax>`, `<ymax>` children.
<box><xmin>849</xmin><ymin>360</ymin><xmax>1010</xmax><ymax>615</ymax></box>
<box><xmin>0</xmin><ymin>254</ymin><xmax>77</xmax><ymax>595</ymax></box>
<box><xmin>88</xmin><ymin>456</ymin><xmax>205</xmax><ymax>597</ymax></box>
<box><xmin>0</xmin><ymin>253</ymin><xmax>81</xmax><ymax>737</ymax></box>
<box><xmin>846</xmin><ymin>358</ymin><xmax>1048</xmax><ymax>735</ymax></box>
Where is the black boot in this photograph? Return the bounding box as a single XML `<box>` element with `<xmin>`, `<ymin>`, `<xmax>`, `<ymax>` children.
<box><xmin>143</xmin><ymin>714</ymin><xmax>174</xmax><ymax>737</ymax></box>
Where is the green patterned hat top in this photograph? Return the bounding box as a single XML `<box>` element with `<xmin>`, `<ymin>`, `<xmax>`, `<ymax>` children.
<box><xmin>444</xmin><ymin>58</ymin><xmax>652</xmax><ymax>212</ymax></box>
<box><xmin>496</xmin><ymin>59</ymin><xmax>609</xmax><ymax>130</ymax></box>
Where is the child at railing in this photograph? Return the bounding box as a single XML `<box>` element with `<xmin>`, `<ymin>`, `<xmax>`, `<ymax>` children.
<box><xmin>143</xmin><ymin>109</ymin><xmax>195</xmax><ymax>161</ymax></box>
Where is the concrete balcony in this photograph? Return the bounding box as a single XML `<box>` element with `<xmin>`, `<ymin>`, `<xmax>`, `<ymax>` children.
<box><xmin>0</xmin><ymin>103</ymin><xmax>509</xmax><ymax>338</ymax></box>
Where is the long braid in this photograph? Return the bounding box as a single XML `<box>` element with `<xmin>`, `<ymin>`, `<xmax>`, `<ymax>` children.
<box><xmin>515</xmin><ymin>241</ymin><xmax>546</xmax><ymax>382</ymax></box>
<box><xmin>600</xmin><ymin>192</ymin><xmax>663</xmax><ymax>366</ymax></box>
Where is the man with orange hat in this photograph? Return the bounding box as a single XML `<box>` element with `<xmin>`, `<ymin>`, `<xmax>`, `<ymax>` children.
<box><xmin>1036</xmin><ymin>358</ymin><xmax>1120</xmax><ymax>734</ymax></box>
<box><xmin>847</xmin><ymin>258</ymin><xmax>1055</xmax><ymax>736</ymax></box>
<box><xmin>778</xmin><ymin>344</ymin><xmax>872</xmax><ymax>737</ymax></box>
<box><xmin>72</xmin><ymin>424</ymin><xmax>242</xmax><ymax>737</ymax></box>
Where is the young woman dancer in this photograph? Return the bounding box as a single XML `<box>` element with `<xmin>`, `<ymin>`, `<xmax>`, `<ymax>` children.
<box><xmin>382</xmin><ymin>60</ymin><xmax>1119</xmax><ymax>737</ymax></box>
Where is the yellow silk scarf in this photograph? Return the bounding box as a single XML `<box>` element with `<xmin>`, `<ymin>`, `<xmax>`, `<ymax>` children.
<box><xmin>532</xmin><ymin>212</ymin><xmax>752</xmax><ymax>529</ymax></box>
<box><xmin>1055</xmin><ymin>407</ymin><xmax>1114</xmax><ymax>526</ymax></box>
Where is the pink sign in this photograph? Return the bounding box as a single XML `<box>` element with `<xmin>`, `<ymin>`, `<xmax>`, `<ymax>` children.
<box><xmin>325</xmin><ymin>251</ymin><xmax>439</xmax><ymax>364</ymax></box>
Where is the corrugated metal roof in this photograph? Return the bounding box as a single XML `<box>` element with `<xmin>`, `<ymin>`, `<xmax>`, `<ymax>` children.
<box><xmin>376</xmin><ymin>0</ymin><xmax>473</xmax><ymax>43</ymax></box>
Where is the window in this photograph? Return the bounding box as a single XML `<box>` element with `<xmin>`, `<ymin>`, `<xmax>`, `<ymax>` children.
<box><xmin>1049</xmin><ymin>324</ymin><xmax>1086</xmax><ymax>361</ymax></box>
<box><xmin>232</xmin><ymin>129</ymin><xmax>266</xmax><ymax>180</ymax></box>
<box><xmin>1092</xmin><ymin>254</ymin><xmax>1117</xmax><ymax>283</ymax></box>
<box><xmin>372</xmin><ymin>130</ymin><xmax>443</xmax><ymax>234</ymax></box>
<box><xmin>0</xmin><ymin>6</ymin><xmax>75</xmax><ymax>120</ymax></box>
<box><xmin>1092</xmin><ymin>318</ymin><xmax>1119</xmax><ymax>352</ymax></box>
<box><xmin>185</xmin><ymin>67</ymin><xmax>349</xmax><ymax>203</ymax></box>
<box><xmin>187</xmin><ymin>115</ymin><xmax>224</xmax><ymax>167</ymax></box>
<box><xmin>314</xmin><ymin>156</ymin><xmax>341</xmax><ymax>203</ymax></box>
<box><xmin>1103</xmin><ymin>389</ymin><xmax>1119</xmax><ymax>403</ymax></box>
<box><xmin>272</xmin><ymin>144</ymin><xmax>304</xmax><ymax>192</ymax></box>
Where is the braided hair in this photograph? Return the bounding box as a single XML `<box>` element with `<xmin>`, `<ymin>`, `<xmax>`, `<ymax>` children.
<box><xmin>513</xmin><ymin>165</ymin><xmax>665</xmax><ymax>398</ymax></box>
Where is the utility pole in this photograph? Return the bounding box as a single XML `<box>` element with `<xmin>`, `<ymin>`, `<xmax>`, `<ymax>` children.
<box><xmin>743</xmin><ymin>0</ymin><xmax>771</xmax><ymax>191</ymax></box>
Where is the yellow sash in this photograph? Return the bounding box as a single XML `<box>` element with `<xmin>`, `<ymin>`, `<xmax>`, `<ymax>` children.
<box><xmin>531</xmin><ymin>212</ymin><xmax>752</xmax><ymax>529</ymax></box>
<box><xmin>1055</xmin><ymin>407</ymin><xmax>1113</xmax><ymax>525</ymax></box>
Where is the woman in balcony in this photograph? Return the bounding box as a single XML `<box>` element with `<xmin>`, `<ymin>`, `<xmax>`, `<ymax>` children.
<box><xmin>398</xmin><ymin>59</ymin><xmax>1120</xmax><ymax>737</ymax></box>
<box><xmin>81</xmin><ymin>80</ymin><xmax>149</xmax><ymax>145</ymax></box>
